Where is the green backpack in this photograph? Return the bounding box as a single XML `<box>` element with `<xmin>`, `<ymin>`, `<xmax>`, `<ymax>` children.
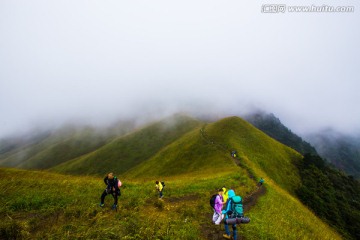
<box><xmin>230</xmin><ymin>196</ymin><xmax>244</xmax><ymax>217</ymax></box>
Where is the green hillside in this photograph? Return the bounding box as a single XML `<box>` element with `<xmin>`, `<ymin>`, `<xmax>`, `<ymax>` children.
<box><xmin>125</xmin><ymin>116</ymin><xmax>302</xmax><ymax>188</ymax></box>
<box><xmin>0</xmin><ymin>115</ymin><xmax>351</xmax><ymax>239</ymax></box>
<box><xmin>0</xmin><ymin>122</ymin><xmax>135</xmax><ymax>170</ymax></box>
<box><xmin>202</xmin><ymin>116</ymin><xmax>303</xmax><ymax>193</ymax></box>
<box><xmin>0</xmin><ymin>131</ymin><xmax>53</xmax><ymax>167</ymax></box>
<box><xmin>0</xmin><ymin>166</ymin><xmax>341</xmax><ymax>240</ymax></box>
<box><xmin>124</xmin><ymin>126</ymin><xmax>237</xmax><ymax>179</ymax></box>
<box><xmin>18</xmin><ymin>128</ymin><xmax>110</xmax><ymax>169</ymax></box>
<box><xmin>52</xmin><ymin>115</ymin><xmax>203</xmax><ymax>176</ymax></box>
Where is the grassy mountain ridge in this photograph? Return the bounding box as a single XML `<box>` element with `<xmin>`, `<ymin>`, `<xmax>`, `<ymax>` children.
<box><xmin>0</xmin><ymin>114</ymin><xmax>354</xmax><ymax>239</ymax></box>
<box><xmin>124</xmin><ymin>126</ymin><xmax>237</xmax><ymax>179</ymax></box>
<box><xmin>204</xmin><ymin>116</ymin><xmax>303</xmax><ymax>193</ymax></box>
<box><xmin>52</xmin><ymin>115</ymin><xmax>203</xmax><ymax>176</ymax></box>
<box><xmin>126</xmin><ymin>116</ymin><xmax>302</xmax><ymax>194</ymax></box>
<box><xmin>0</xmin><ymin>115</ymin><xmax>345</xmax><ymax>239</ymax></box>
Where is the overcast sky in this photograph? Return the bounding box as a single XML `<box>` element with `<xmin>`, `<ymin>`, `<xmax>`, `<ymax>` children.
<box><xmin>1</xmin><ymin>0</ymin><xmax>359</xmax><ymax>138</ymax></box>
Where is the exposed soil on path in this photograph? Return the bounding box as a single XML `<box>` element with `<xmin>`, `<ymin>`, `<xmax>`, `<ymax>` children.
<box><xmin>145</xmin><ymin>193</ymin><xmax>201</xmax><ymax>206</ymax></box>
<box><xmin>166</xmin><ymin>194</ymin><xmax>201</xmax><ymax>203</ymax></box>
<box><xmin>243</xmin><ymin>185</ymin><xmax>266</xmax><ymax>212</ymax></box>
<box><xmin>200</xmin><ymin>186</ymin><xmax>266</xmax><ymax>240</ymax></box>
<box><xmin>199</xmin><ymin>127</ymin><xmax>268</xmax><ymax>239</ymax></box>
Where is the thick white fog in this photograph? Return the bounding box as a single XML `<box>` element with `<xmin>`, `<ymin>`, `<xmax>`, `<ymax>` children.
<box><xmin>1</xmin><ymin>1</ymin><xmax>359</xmax><ymax>137</ymax></box>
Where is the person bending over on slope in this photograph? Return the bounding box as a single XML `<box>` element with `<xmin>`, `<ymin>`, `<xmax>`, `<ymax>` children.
<box><xmin>155</xmin><ymin>181</ymin><xmax>164</xmax><ymax>199</ymax></box>
<box><xmin>100</xmin><ymin>172</ymin><xmax>121</xmax><ymax>210</ymax></box>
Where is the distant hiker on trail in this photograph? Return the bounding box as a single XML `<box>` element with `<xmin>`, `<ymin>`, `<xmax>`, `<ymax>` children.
<box><xmin>100</xmin><ymin>172</ymin><xmax>121</xmax><ymax>210</ymax></box>
<box><xmin>155</xmin><ymin>181</ymin><xmax>164</xmax><ymax>199</ymax></box>
<box><xmin>231</xmin><ymin>150</ymin><xmax>237</xmax><ymax>158</ymax></box>
<box><xmin>211</xmin><ymin>188</ymin><xmax>224</xmax><ymax>225</ymax></box>
<box><xmin>222</xmin><ymin>189</ymin><xmax>243</xmax><ymax>240</ymax></box>
<box><xmin>258</xmin><ymin>177</ymin><xmax>265</xmax><ymax>187</ymax></box>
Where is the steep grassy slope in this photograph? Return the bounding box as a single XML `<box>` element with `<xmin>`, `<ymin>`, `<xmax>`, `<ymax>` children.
<box><xmin>0</xmin><ymin>167</ymin><xmax>253</xmax><ymax>239</ymax></box>
<box><xmin>0</xmin><ymin>166</ymin><xmax>341</xmax><ymax>240</ymax></box>
<box><xmin>119</xmin><ymin>116</ymin><xmax>344</xmax><ymax>239</ymax></box>
<box><xmin>242</xmin><ymin>182</ymin><xmax>341</xmax><ymax>239</ymax></box>
<box><xmin>203</xmin><ymin>116</ymin><xmax>303</xmax><ymax>193</ymax></box>
<box><xmin>0</xmin><ymin>116</ymin><xmax>346</xmax><ymax>239</ymax></box>
<box><xmin>124</xmin><ymin>126</ymin><xmax>237</xmax><ymax>179</ymax></box>
<box><xmin>52</xmin><ymin>115</ymin><xmax>203</xmax><ymax>176</ymax></box>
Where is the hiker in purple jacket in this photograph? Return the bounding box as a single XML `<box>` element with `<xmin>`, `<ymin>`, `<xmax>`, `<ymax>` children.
<box><xmin>212</xmin><ymin>188</ymin><xmax>224</xmax><ymax>225</ymax></box>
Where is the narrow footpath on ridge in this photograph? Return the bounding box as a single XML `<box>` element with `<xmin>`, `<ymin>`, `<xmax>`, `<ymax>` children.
<box><xmin>144</xmin><ymin>125</ymin><xmax>267</xmax><ymax>239</ymax></box>
<box><xmin>200</xmin><ymin>125</ymin><xmax>267</xmax><ymax>240</ymax></box>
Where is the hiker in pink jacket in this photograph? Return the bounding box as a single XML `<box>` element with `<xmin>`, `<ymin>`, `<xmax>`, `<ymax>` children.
<box><xmin>212</xmin><ymin>188</ymin><xmax>224</xmax><ymax>225</ymax></box>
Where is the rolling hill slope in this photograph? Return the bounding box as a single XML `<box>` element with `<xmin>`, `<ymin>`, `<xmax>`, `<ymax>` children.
<box><xmin>1</xmin><ymin>115</ymin><xmax>357</xmax><ymax>239</ymax></box>
<box><xmin>124</xmin><ymin>116</ymin><xmax>302</xmax><ymax>192</ymax></box>
<box><xmin>124</xmin><ymin>126</ymin><xmax>237</xmax><ymax>179</ymax></box>
<box><xmin>0</xmin><ymin>167</ymin><xmax>341</xmax><ymax>239</ymax></box>
<box><xmin>0</xmin><ymin>130</ymin><xmax>53</xmax><ymax>167</ymax></box>
<box><xmin>202</xmin><ymin>116</ymin><xmax>303</xmax><ymax>193</ymax></box>
<box><xmin>0</xmin><ymin>115</ymin><xmax>358</xmax><ymax>239</ymax></box>
<box><xmin>52</xmin><ymin>115</ymin><xmax>203</xmax><ymax>176</ymax></box>
<box><xmin>0</xmin><ymin>121</ymin><xmax>135</xmax><ymax>170</ymax></box>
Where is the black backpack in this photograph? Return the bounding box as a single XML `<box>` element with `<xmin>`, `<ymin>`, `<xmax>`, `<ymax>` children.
<box><xmin>161</xmin><ymin>181</ymin><xmax>165</xmax><ymax>188</ymax></box>
<box><xmin>210</xmin><ymin>194</ymin><xmax>218</xmax><ymax>209</ymax></box>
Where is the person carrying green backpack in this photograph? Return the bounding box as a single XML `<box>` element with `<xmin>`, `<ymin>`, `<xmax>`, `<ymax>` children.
<box><xmin>222</xmin><ymin>189</ymin><xmax>243</xmax><ymax>239</ymax></box>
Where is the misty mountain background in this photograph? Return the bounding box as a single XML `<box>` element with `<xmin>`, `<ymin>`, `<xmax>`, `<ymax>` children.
<box><xmin>1</xmin><ymin>1</ymin><xmax>360</xmax><ymax>180</ymax></box>
<box><xmin>245</xmin><ymin>112</ymin><xmax>360</xmax><ymax>179</ymax></box>
<box><xmin>306</xmin><ymin>130</ymin><xmax>360</xmax><ymax>178</ymax></box>
<box><xmin>244</xmin><ymin>112</ymin><xmax>318</xmax><ymax>155</ymax></box>
<box><xmin>1</xmin><ymin>111</ymin><xmax>359</xmax><ymax>179</ymax></box>
<box><xmin>1</xmin><ymin>1</ymin><xmax>360</xmax><ymax>139</ymax></box>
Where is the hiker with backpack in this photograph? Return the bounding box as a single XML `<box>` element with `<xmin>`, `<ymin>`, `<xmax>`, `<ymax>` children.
<box><xmin>99</xmin><ymin>172</ymin><xmax>121</xmax><ymax>210</ymax></box>
<box><xmin>210</xmin><ymin>188</ymin><xmax>224</xmax><ymax>225</ymax></box>
<box><xmin>222</xmin><ymin>189</ymin><xmax>243</xmax><ymax>240</ymax></box>
<box><xmin>258</xmin><ymin>177</ymin><xmax>265</xmax><ymax>187</ymax></box>
<box><xmin>222</xmin><ymin>186</ymin><xmax>229</xmax><ymax>204</ymax></box>
<box><xmin>155</xmin><ymin>181</ymin><xmax>164</xmax><ymax>199</ymax></box>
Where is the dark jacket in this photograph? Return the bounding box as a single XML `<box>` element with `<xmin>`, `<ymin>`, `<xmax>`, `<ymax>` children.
<box><xmin>104</xmin><ymin>176</ymin><xmax>119</xmax><ymax>191</ymax></box>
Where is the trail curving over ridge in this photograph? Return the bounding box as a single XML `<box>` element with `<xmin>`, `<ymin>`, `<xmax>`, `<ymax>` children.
<box><xmin>199</xmin><ymin>125</ymin><xmax>267</xmax><ymax>239</ymax></box>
